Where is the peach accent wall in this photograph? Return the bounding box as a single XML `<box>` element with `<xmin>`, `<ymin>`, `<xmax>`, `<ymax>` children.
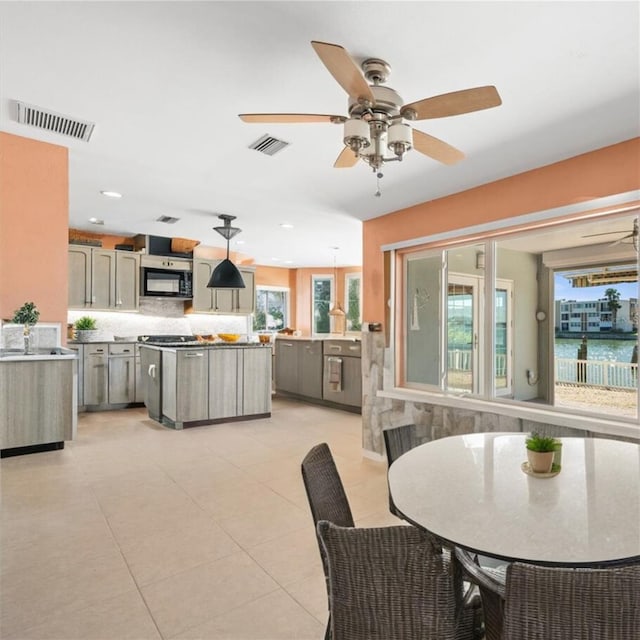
<box><xmin>0</xmin><ymin>133</ymin><xmax>68</xmax><ymax>327</ymax></box>
<box><xmin>362</xmin><ymin>138</ymin><xmax>640</xmax><ymax>322</ymax></box>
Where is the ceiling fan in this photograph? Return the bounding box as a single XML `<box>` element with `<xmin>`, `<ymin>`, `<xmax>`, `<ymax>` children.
<box><xmin>582</xmin><ymin>218</ymin><xmax>639</xmax><ymax>251</ymax></box>
<box><xmin>239</xmin><ymin>40</ymin><xmax>502</xmax><ymax>192</ymax></box>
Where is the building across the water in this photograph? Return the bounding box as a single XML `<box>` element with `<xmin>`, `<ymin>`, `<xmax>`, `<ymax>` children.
<box><xmin>555</xmin><ymin>298</ymin><xmax>638</xmax><ymax>334</ymax></box>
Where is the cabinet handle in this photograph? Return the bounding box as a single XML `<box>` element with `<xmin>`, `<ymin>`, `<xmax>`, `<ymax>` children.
<box><xmin>148</xmin><ymin>364</ymin><xmax>156</xmax><ymax>378</ymax></box>
<box><xmin>282</xmin><ymin>343</ymin><xmax>293</xmax><ymax>347</ymax></box>
<box><xmin>329</xmin><ymin>345</ymin><xmax>341</xmax><ymax>351</ymax></box>
<box><xmin>184</xmin><ymin>353</ymin><xmax>204</xmax><ymax>358</ymax></box>
<box><xmin>348</xmin><ymin>346</ymin><xmax>359</xmax><ymax>351</ymax></box>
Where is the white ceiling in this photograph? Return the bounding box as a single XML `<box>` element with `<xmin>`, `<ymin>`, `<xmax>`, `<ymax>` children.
<box><xmin>1</xmin><ymin>1</ymin><xmax>638</xmax><ymax>267</ymax></box>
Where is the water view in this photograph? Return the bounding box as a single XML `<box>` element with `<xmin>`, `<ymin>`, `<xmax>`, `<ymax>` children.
<box><xmin>555</xmin><ymin>338</ymin><xmax>636</xmax><ymax>363</ymax></box>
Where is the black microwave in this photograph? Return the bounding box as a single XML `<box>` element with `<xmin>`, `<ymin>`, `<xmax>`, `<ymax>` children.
<box><xmin>141</xmin><ymin>267</ymin><xmax>193</xmax><ymax>298</ymax></box>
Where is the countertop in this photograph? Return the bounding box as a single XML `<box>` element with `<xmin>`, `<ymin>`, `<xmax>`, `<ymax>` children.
<box><xmin>138</xmin><ymin>342</ymin><xmax>272</xmax><ymax>350</ymax></box>
<box><xmin>274</xmin><ymin>334</ymin><xmax>361</xmax><ymax>342</ymax></box>
<box><xmin>0</xmin><ymin>347</ymin><xmax>78</xmax><ymax>362</ymax></box>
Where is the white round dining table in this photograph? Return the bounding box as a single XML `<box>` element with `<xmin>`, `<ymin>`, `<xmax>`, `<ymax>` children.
<box><xmin>388</xmin><ymin>432</ymin><xmax>640</xmax><ymax>567</ymax></box>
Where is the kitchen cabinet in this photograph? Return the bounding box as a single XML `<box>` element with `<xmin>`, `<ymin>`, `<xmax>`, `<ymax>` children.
<box><xmin>84</xmin><ymin>343</ymin><xmax>108</xmax><ymax>405</ymax></box>
<box><xmin>322</xmin><ymin>340</ymin><xmax>362</xmax><ymax>408</ymax></box>
<box><xmin>67</xmin><ymin>343</ymin><xmax>84</xmax><ymax>406</ymax></box>
<box><xmin>108</xmin><ymin>343</ymin><xmax>135</xmax><ymax>404</ymax></box>
<box><xmin>275</xmin><ymin>339</ymin><xmax>323</xmax><ymax>399</ymax></box>
<box><xmin>1</xmin><ymin>359</ymin><xmax>75</xmax><ymax>451</ymax></box>
<box><xmin>68</xmin><ymin>248</ymin><xmax>140</xmax><ymax>311</ymax></box>
<box><xmin>209</xmin><ymin>348</ymin><xmax>240</xmax><ymax>420</ymax></box>
<box><xmin>242</xmin><ymin>346</ymin><xmax>272</xmax><ymax>415</ymax></box>
<box><xmin>140</xmin><ymin>346</ymin><xmax>161</xmax><ymax>420</ymax></box>
<box><xmin>192</xmin><ymin>259</ymin><xmax>255</xmax><ymax>314</ymax></box>
<box><xmin>68</xmin><ymin>246</ymin><xmax>92</xmax><ymax>308</ymax></box>
<box><xmin>81</xmin><ymin>341</ymin><xmax>142</xmax><ymax>409</ymax></box>
<box><xmin>207</xmin><ymin>347</ymin><xmax>271</xmax><ymax>419</ymax></box>
<box><xmin>162</xmin><ymin>349</ymin><xmax>209</xmax><ymax>427</ymax></box>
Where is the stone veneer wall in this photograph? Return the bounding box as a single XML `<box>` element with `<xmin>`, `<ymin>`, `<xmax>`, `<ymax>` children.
<box><xmin>361</xmin><ymin>330</ymin><xmax>638</xmax><ymax>457</ymax></box>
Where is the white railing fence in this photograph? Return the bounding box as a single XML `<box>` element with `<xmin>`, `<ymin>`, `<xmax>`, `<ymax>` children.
<box><xmin>447</xmin><ymin>350</ymin><xmax>637</xmax><ymax>390</ymax></box>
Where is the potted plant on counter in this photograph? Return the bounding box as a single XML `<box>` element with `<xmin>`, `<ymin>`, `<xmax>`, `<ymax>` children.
<box><xmin>74</xmin><ymin>316</ymin><xmax>99</xmax><ymax>342</ymax></box>
<box><xmin>525</xmin><ymin>432</ymin><xmax>558</xmax><ymax>474</ymax></box>
<box><xmin>12</xmin><ymin>301</ymin><xmax>40</xmax><ymax>353</ymax></box>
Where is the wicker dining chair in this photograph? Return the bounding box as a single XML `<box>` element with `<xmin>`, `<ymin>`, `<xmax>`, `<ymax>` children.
<box><xmin>317</xmin><ymin>520</ymin><xmax>476</xmax><ymax>640</ymax></box>
<box><xmin>455</xmin><ymin>547</ymin><xmax>506</xmax><ymax>640</ymax></box>
<box><xmin>503</xmin><ymin>562</ymin><xmax>640</xmax><ymax>640</ymax></box>
<box><xmin>383</xmin><ymin>424</ymin><xmax>418</xmax><ymax>518</ymax></box>
<box><xmin>301</xmin><ymin>443</ymin><xmax>355</xmax><ymax>640</ymax></box>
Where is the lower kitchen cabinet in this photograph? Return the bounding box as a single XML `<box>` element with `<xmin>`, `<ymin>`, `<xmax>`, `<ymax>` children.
<box><xmin>1</xmin><ymin>358</ymin><xmax>75</xmax><ymax>451</ymax></box>
<box><xmin>274</xmin><ymin>339</ymin><xmax>323</xmax><ymax>400</ymax></box>
<box><xmin>84</xmin><ymin>343</ymin><xmax>109</xmax><ymax>406</ymax></box>
<box><xmin>242</xmin><ymin>346</ymin><xmax>272</xmax><ymax>415</ymax></box>
<box><xmin>162</xmin><ymin>349</ymin><xmax>209</xmax><ymax>426</ymax></box>
<box><xmin>209</xmin><ymin>348</ymin><xmax>240</xmax><ymax>420</ymax></box>
<box><xmin>141</xmin><ymin>345</ymin><xmax>272</xmax><ymax>429</ymax></box>
<box><xmin>275</xmin><ymin>338</ymin><xmax>362</xmax><ymax>412</ymax></box>
<box><xmin>108</xmin><ymin>343</ymin><xmax>136</xmax><ymax>404</ymax></box>
<box><xmin>81</xmin><ymin>342</ymin><xmax>143</xmax><ymax>409</ymax></box>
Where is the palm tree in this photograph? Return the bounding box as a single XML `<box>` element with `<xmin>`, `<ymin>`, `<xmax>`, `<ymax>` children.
<box><xmin>604</xmin><ymin>288</ymin><xmax>622</xmax><ymax>331</ymax></box>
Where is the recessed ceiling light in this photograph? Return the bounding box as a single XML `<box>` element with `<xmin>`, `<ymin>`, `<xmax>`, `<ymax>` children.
<box><xmin>280</xmin><ymin>223</ymin><xmax>294</xmax><ymax>229</ymax></box>
<box><xmin>271</xmin><ymin>257</ymin><xmax>280</xmax><ymax>262</ymax></box>
<box><xmin>284</xmin><ymin>260</ymin><xmax>293</xmax><ymax>264</ymax></box>
<box><xmin>89</xmin><ymin>217</ymin><xmax>104</xmax><ymax>225</ymax></box>
<box><xmin>236</xmin><ymin>239</ymin><xmax>245</xmax><ymax>245</ymax></box>
<box><xmin>100</xmin><ymin>190</ymin><xmax>122</xmax><ymax>198</ymax></box>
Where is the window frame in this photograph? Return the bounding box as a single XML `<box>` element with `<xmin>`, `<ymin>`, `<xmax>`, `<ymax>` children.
<box><xmin>385</xmin><ymin>197</ymin><xmax>640</xmax><ymax>438</ymax></box>
<box><xmin>311</xmin><ymin>274</ymin><xmax>334</xmax><ymax>335</ymax></box>
<box><xmin>344</xmin><ymin>272</ymin><xmax>362</xmax><ymax>333</ymax></box>
<box><xmin>253</xmin><ymin>285</ymin><xmax>290</xmax><ymax>332</ymax></box>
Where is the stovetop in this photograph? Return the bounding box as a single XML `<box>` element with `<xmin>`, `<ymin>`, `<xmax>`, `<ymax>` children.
<box><xmin>137</xmin><ymin>335</ymin><xmax>196</xmax><ymax>344</ymax></box>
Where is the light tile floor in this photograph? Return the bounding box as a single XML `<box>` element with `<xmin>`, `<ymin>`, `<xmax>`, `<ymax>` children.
<box><xmin>1</xmin><ymin>398</ymin><xmax>399</xmax><ymax>639</ymax></box>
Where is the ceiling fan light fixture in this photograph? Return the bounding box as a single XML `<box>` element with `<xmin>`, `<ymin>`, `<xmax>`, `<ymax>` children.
<box><xmin>388</xmin><ymin>122</ymin><xmax>413</xmax><ymax>157</ymax></box>
<box><xmin>343</xmin><ymin>118</ymin><xmax>370</xmax><ymax>152</ymax></box>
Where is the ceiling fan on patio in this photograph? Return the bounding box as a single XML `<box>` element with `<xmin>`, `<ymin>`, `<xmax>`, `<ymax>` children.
<box><xmin>239</xmin><ymin>40</ymin><xmax>502</xmax><ymax>194</ymax></box>
<box><xmin>582</xmin><ymin>218</ymin><xmax>639</xmax><ymax>251</ymax></box>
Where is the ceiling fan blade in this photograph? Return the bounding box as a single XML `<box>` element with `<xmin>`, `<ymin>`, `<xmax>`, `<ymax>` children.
<box><xmin>402</xmin><ymin>86</ymin><xmax>502</xmax><ymax>120</ymax></box>
<box><xmin>412</xmin><ymin>129</ymin><xmax>465</xmax><ymax>165</ymax></box>
<box><xmin>610</xmin><ymin>232</ymin><xmax>634</xmax><ymax>246</ymax></box>
<box><xmin>582</xmin><ymin>230</ymin><xmax>629</xmax><ymax>238</ymax></box>
<box><xmin>239</xmin><ymin>113</ymin><xmax>345</xmax><ymax>124</ymax></box>
<box><xmin>311</xmin><ymin>41</ymin><xmax>375</xmax><ymax>104</ymax></box>
<box><xmin>334</xmin><ymin>146</ymin><xmax>358</xmax><ymax>168</ymax></box>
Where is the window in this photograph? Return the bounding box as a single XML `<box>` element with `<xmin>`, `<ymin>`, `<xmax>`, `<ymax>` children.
<box><xmin>397</xmin><ymin>210</ymin><xmax>639</xmax><ymax>423</ymax></box>
<box><xmin>312</xmin><ymin>275</ymin><xmax>333</xmax><ymax>334</ymax></box>
<box><xmin>345</xmin><ymin>273</ymin><xmax>362</xmax><ymax>331</ymax></box>
<box><xmin>253</xmin><ymin>286</ymin><xmax>289</xmax><ymax>331</ymax></box>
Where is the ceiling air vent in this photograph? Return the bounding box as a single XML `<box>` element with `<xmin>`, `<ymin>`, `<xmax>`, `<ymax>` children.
<box><xmin>156</xmin><ymin>215</ymin><xmax>180</xmax><ymax>224</ymax></box>
<box><xmin>13</xmin><ymin>100</ymin><xmax>95</xmax><ymax>142</ymax></box>
<box><xmin>249</xmin><ymin>134</ymin><xmax>290</xmax><ymax>156</ymax></box>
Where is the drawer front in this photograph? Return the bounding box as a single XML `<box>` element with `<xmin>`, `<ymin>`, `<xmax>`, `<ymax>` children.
<box><xmin>323</xmin><ymin>340</ymin><xmax>361</xmax><ymax>357</ymax></box>
<box><xmin>86</xmin><ymin>343</ymin><xmax>108</xmax><ymax>356</ymax></box>
<box><xmin>109</xmin><ymin>343</ymin><xmax>136</xmax><ymax>356</ymax></box>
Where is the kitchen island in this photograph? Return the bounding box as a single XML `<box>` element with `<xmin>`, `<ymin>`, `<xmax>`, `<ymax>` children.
<box><xmin>139</xmin><ymin>342</ymin><xmax>272</xmax><ymax>429</ymax></box>
<box><xmin>0</xmin><ymin>348</ymin><xmax>77</xmax><ymax>456</ymax></box>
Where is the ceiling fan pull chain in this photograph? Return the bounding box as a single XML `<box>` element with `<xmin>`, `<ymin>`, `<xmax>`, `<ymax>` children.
<box><xmin>375</xmin><ymin>171</ymin><xmax>383</xmax><ymax>197</ymax></box>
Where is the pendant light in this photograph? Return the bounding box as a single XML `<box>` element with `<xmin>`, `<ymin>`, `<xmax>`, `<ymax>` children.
<box><xmin>207</xmin><ymin>214</ymin><xmax>246</xmax><ymax>289</ymax></box>
<box><xmin>329</xmin><ymin>247</ymin><xmax>346</xmax><ymax>335</ymax></box>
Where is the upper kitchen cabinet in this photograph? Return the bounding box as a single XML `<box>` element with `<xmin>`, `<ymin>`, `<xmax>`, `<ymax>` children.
<box><xmin>192</xmin><ymin>258</ymin><xmax>255</xmax><ymax>314</ymax></box>
<box><xmin>68</xmin><ymin>247</ymin><xmax>140</xmax><ymax>311</ymax></box>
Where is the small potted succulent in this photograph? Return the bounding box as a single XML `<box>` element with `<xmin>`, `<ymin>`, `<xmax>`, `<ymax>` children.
<box><xmin>525</xmin><ymin>432</ymin><xmax>558</xmax><ymax>474</ymax></box>
<box><xmin>12</xmin><ymin>301</ymin><xmax>40</xmax><ymax>353</ymax></box>
<box><xmin>74</xmin><ymin>316</ymin><xmax>99</xmax><ymax>342</ymax></box>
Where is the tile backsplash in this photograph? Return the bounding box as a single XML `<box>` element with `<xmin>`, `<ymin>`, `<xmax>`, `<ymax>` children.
<box><xmin>68</xmin><ymin>299</ymin><xmax>250</xmax><ymax>340</ymax></box>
